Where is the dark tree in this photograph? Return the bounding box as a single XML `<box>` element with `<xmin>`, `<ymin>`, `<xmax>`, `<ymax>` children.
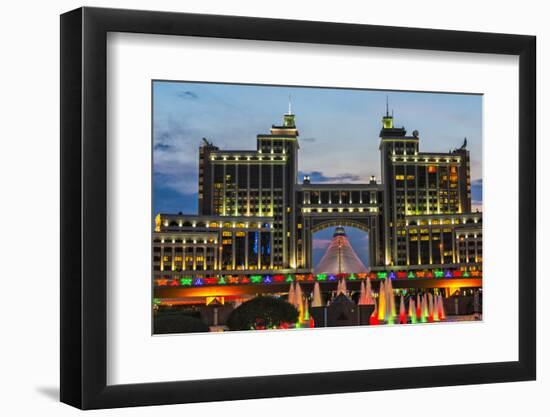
<box><xmin>227</xmin><ymin>296</ymin><xmax>299</xmax><ymax>331</ymax></box>
<box><xmin>154</xmin><ymin>312</ymin><xmax>209</xmax><ymax>334</ymax></box>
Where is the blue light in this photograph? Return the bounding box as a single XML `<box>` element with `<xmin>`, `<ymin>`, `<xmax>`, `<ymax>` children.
<box><xmin>253</xmin><ymin>232</ymin><xmax>258</xmax><ymax>255</ymax></box>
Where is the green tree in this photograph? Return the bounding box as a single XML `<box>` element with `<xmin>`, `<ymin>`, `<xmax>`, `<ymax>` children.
<box><xmin>227</xmin><ymin>296</ymin><xmax>299</xmax><ymax>331</ymax></box>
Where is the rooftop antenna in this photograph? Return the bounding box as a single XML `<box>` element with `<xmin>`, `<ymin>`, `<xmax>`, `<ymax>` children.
<box><xmin>386</xmin><ymin>95</ymin><xmax>389</xmax><ymax>117</ymax></box>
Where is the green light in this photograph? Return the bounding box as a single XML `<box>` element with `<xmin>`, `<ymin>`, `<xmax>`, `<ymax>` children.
<box><xmin>408</xmin><ymin>271</ymin><xmax>415</xmax><ymax>279</ymax></box>
<box><xmin>316</xmin><ymin>274</ymin><xmax>327</xmax><ymax>281</ymax></box>
<box><xmin>349</xmin><ymin>273</ymin><xmax>357</xmax><ymax>280</ymax></box>
<box><xmin>286</xmin><ymin>275</ymin><xmax>293</xmax><ymax>282</ymax></box>
<box><xmin>218</xmin><ymin>277</ymin><xmax>226</xmax><ymax>284</ymax></box>
<box><xmin>180</xmin><ymin>277</ymin><xmax>192</xmax><ymax>286</ymax></box>
<box><xmin>377</xmin><ymin>272</ymin><xmax>387</xmax><ymax>279</ymax></box>
<box><xmin>463</xmin><ymin>270</ymin><xmax>470</xmax><ymax>277</ymax></box>
<box><xmin>153</xmin><ymin>298</ymin><xmax>161</xmax><ymax>305</ymax></box>
<box><xmin>251</xmin><ymin>275</ymin><xmax>262</xmax><ymax>283</ymax></box>
<box><xmin>434</xmin><ymin>270</ymin><xmax>444</xmax><ymax>278</ymax></box>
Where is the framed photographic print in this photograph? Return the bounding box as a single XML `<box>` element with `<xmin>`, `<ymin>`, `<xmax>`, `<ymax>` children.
<box><xmin>60</xmin><ymin>6</ymin><xmax>536</xmax><ymax>409</ymax></box>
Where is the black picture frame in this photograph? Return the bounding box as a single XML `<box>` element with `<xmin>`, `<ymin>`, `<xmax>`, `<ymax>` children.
<box><xmin>60</xmin><ymin>6</ymin><xmax>536</xmax><ymax>410</ymax></box>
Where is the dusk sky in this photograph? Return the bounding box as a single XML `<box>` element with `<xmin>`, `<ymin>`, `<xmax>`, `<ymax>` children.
<box><xmin>153</xmin><ymin>81</ymin><xmax>482</xmax><ymax>266</ymax></box>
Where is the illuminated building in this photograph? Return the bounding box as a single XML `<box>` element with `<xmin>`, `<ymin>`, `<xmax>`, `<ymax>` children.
<box><xmin>153</xmin><ymin>105</ymin><xmax>482</xmax><ymax>282</ymax></box>
<box><xmin>153</xmin><ymin>214</ymin><xmax>273</xmax><ymax>277</ymax></box>
<box><xmin>378</xmin><ymin>104</ymin><xmax>477</xmax><ymax>267</ymax></box>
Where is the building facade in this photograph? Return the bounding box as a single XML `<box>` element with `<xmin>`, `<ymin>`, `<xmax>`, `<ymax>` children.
<box><xmin>153</xmin><ymin>108</ymin><xmax>482</xmax><ymax>280</ymax></box>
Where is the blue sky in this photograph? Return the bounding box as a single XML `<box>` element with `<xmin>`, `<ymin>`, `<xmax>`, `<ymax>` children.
<box><xmin>153</xmin><ymin>81</ymin><xmax>482</xmax><ymax>266</ymax></box>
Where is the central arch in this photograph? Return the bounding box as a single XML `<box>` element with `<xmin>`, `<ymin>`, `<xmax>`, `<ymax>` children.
<box><xmin>311</xmin><ymin>219</ymin><xmax>371</xmax><ymax>234</ymax></box>
<box><xmin>297</xmin><ymin>213</ymin><xmax>383</xmax><ymax>271</ymax></box>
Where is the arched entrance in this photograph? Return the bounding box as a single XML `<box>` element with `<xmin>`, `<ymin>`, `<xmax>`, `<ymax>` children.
<box><xmin>312</xmin><ymin>225</ymin><xmax>370</xmax><ymax>273</ymax></box>
<box><xmin>298</xmin><ymin>214</ymin><xmax>382</xmax><ymax>271</ymax></box>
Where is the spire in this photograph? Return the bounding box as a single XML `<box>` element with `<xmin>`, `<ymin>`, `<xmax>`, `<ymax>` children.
<box><xmin>282</xmin><ymin>94</ymin><xmax>296</xmax><ymax>128</ymax></box>
<box><xmin>288</xmin><ymin>94</ymin><xmax>292</xmax><ymax>115</ymax></box>
<box><xmin>382</xmin><ymin>96</ymin><xmax>394</xmax><ymax>129</ymax></box>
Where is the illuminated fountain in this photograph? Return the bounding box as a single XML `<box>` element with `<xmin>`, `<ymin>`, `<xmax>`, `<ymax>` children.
<box><xmin>438</xmin><ymin>294</ymin><xmax>446</xmax><ymax>320</ymax></box>
<box><xmin>337</xmin><ymin>278</ymin><xmax>348</xmax><ymax>296</ymax></box>
<box><xmin>288</xmin><ymin>282</ymin><xmax>295</xmax><ymax>305</ymax></box>
<box><xmin>294</xmin><ymin>283</ymin><xmax>304</xmax><ymax>320</ymax></box>
<box><xmin>408</xmin><ymin>298</ymin><xmax>417</xmax><ymax>324</ymax></box>
<box><xmin>421</xmin><ymin>294</ymin><xmax>429</xmax><ymax>323</ymax></box>
<box><xmin>303</xmin><ymin>298</ymin><xmax>310</xmax><ymax>322</ymax></box>
<box><xmin>386</xmin><ymin>278</ymin><xmax>396</xmax><ymax>324</ymax></box>
<box><xmin>358</xmin><ymin>280</ymin><xmax>375</xmax><ymax>325</ymax></box>
<box><xmin>312</xmin><ymin>281</ymin><xmax>323</xmax><ymax>307</ymax></box>
<box><xmin>399</xmin><ymin>295</ymin><xmax>407</xmax><ymax>324</ymax></box>
<box><xmin>358</xmin><ymin>281</ymin><xmax>367</xmax><ymax>305</ymax></box>
<box><xmin>433</xmin><ymin>292</ymin><xmax>440</xmax><ymax>321</ymax></box>
<box><xmin>370</xmin><ymin>298</ymin><xmax>379</xmax><ymax>325</ymax></box>
<box><xmin>310</xmin><ymin>281</ymin><xmax>327</xmax><ymax>327</ymax></box>
<box><xmin>365</xmin><ymin>278</ymin><xmax>375</xmax><ymax>305</ymax></box>
<box><xmin>428</xmin><ymin>292</ymin><xmax>434</xmax><ymax>323</ymax></box>
<box><xmin>416</xmin><ymin>293</ymin><xmax>422</xmax><ymax>321</ymax></box>
<box><xmin>377</xmin><ymin>281</ymin><xmax>387</xmax><ymax>321</ymax></box>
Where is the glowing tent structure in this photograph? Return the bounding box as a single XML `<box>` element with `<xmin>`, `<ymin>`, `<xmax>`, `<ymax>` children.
<box><xmin>314</xmin><ymin>226</ymin><xmax>368</xmax><ymax>274</ymax></box>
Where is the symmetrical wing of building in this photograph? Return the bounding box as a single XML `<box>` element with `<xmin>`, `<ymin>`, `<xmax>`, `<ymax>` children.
<box><xmin>153</xmin><ymin>109</ymin><xmax>482</xmax><ymax>281</ymax></box>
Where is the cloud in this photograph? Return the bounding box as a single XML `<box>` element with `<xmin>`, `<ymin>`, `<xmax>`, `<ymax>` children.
<box><xmin>471</xmin><ymin>178</ymin><xmax>482</xmax><ymax>203</ymax></box>
<box><xmin>301</xmin><ymin>137</ymin><xmax>316</xmax><ymax>143</ymax></box>
<box><xmin>153</xmin><ymin>118</ymin><xmax>201</xmax><ymax>195</ymax></box>
<box><xmin>177</xmin><ymin>90</ymin><xmax>198</xmax><ymax>100</ymax></box>
<box><xmin>469</xmin><ymin>178</ymin><xmax>482</xmax><ymax>211</ymax></box>
<box><xmin>299</xmin><ymin>170</ymin><xmax>363</xmax><ymax>183</ymax></box>
<box><xmin>153</xmin><ymin>143</ymin><xmax>171</xmax><ymax>151</ymax></box>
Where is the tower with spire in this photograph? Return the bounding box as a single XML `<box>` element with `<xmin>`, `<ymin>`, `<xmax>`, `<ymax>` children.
<box><xmin>379</xmin><ymin>97</ymin><xmax>420</xmax><ymax>266</ymax></box>
<box><xmin>283</xmin><ymin>94</ymin><xmax>296</xmax><ymax>128</ymax></box>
